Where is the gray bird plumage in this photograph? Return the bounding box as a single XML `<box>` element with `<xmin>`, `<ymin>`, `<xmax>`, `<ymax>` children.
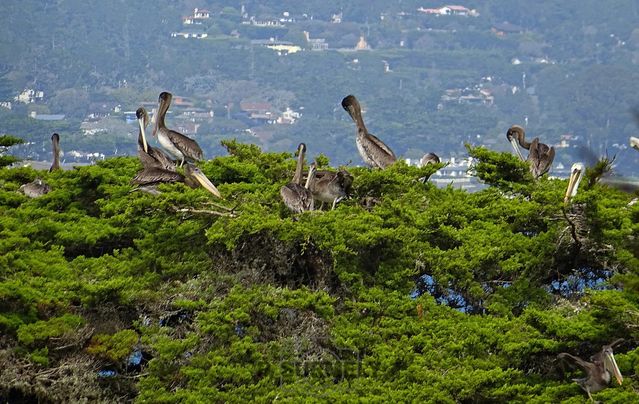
<box><xmin>342</xmin><ymin>95</ymin><xmax>396</xmax><ymax>168</ymax></box>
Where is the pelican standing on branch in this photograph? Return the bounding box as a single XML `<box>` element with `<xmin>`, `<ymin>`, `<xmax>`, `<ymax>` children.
<box><xmin>558</xmin><ymin>339</ymin><xmax>624</xmax><ymax>401</ymax></box>
<box><xmin>342</xmin><ymin>95</ymin><xmax>396</xmax><ymax>168</ymax></box>
<box><xmin>152</xmin><ymin>92</ymin><xmax>203</xmax><ymax>166</ymax></box>
<box><xmin>136</xmin><ymin>107</ymin><xmax>175</xmax><ymax>171</ymax></box>
<box><xmin>281</xmin><ymin>143</ymin><xmax>315</xmax><ymax>213</ymax></box>
<box><xmin>506</xmin><ymin>125</ymin><xmax>555</xmax><ymax>178</ymax></box>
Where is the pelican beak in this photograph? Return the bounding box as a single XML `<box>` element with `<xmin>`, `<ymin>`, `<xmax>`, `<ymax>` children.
<box><xmin>564</xmin><ymin>164</ymin><xmax>584</xmax><ymax>204</ymax></box>
<box><xmin>631</xmin><ymin>136</ymin><xmax>639</xmax><ymax>151</ymax></box>
<box><xmin>509</xmin><ymin>137</ymin><xmax>526</xmax><ymax>161</ymax></box>
<box><xmin>138</xmin><ymin>117</ymin><xmax>148</xmax><ymax>153</ymax></box>
<box><xmin>603</xmin><ymin>351</ymin><xmax>623</xmax><ymax>385</ymax></box>
<box><xmin>192</xmin><ymin>169</ymin><xmax>223</xmax><ymax>199</ymax></box>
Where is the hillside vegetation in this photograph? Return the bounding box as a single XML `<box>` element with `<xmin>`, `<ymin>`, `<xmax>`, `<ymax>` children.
<box><xmin>1</xmin><ymin>141</ymin><xmax>638</xmax><ymax>402</ymax></box>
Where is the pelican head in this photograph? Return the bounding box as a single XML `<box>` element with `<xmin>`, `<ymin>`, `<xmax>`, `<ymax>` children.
<box><xmin>601</xmin><ymin>346</ymin><xmax>623</xmax><ymax>386</ymax></box>
<box><xmin>297</xmin><ymin>143</ymin><xmax>307</xmax><ymax>156</ymax></box>
<box><xmin>421</xmin><ymin>152</ymin><xmax>441</xmax><ymax>166</ymax></box>
<box><xmin>630</xmin><ymin>136</ymin><xmax>639</xmax><ymax>151</ymax></box>
<box><xmin>152</xmin><ymin>91</ymin><xmax>173</xmax><ymax>138</ymax></box>
<box><xmin>506</xmin><ymin>126</ymin><xmax>526</xmax><ymax>161</ymax></box>
<box><xmin>136</xmin><ymin>107</ymin><xmax>149</xmax><ymax>153</ymax></box>
<box><xmin>184</xmin><ymin>164</ymin><xmax>222</xmax><ymax>199</ymax></box>
<box><xmin>564</xmin><ymin>162</ymin><xmax>585</xmax><ymax>203</ymax></box>
<box><xmin>341</xmin><ymin>95</ymin><xmax>361</xmax><ymax>123</ymax></box>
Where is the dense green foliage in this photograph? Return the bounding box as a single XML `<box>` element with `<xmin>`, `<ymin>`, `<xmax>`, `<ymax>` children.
<box><xmin>1</xmin><ymin>142</ymin><xmax>637</xmax><ymax>402</ymax></box>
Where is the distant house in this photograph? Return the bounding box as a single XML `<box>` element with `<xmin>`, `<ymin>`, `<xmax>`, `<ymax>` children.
<box><xmin>0</xmin><ymin>101</ymin><xmax>11</xmax><ymax>110</ymax></box>
<box><xmin>276</xmin><ymin>107</ymin><xmax>301</xmax><ymax>125</ymax></box>
<box><xmin>183</xmin><ymin>16</ymin><xmax>194</xmax><ymax>25</ymax></box>
<box><xmin>30</xmin><ymin>111</ymin><xmax>65</xmax><ymax>121</ymax></box>
<box><xmin>417</xmin><ymin>5</ymin><xmax>478</xmax><ymax>17</ymax></box>
<box><xmin>15</xmin><ymin>89</ymin><xmax>44</xmax><ymax>104</ymax></box>
<box><xmin>331</xmin><ymin>12</ymin><xmax>342</xmax><ymax>23</ymax></box>
<box><xmin>303</xmin><ymin>31</ymin><xmax>328</xmax><ymax>51</ymax></box>
<box><xmin>171</xmin><ymin>31</ymin><xmax>208</xmax><ymax>39</ymax></box>
<box><xmin>193</xmin><ymin>8</ymin><xmax>210</xmax><ymax>19</ymax></box>
<box><xmin>355</xmin><ymin>36</ymin><xmax>370</xmax><ymax>50</ymax></box>
<box><xmin>243</xmin><ymin>16</ymin><xmax>285</xmax><ymax>27</ymax></box>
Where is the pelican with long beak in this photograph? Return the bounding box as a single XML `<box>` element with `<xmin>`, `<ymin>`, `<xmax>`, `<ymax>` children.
<box><xmin>280</xmin><ymin>144</ymin><xmax>315</xmax><ymax>213</ymax></box>
<box><xmin>152</xmin><ymin>92</ymin><xmax>204</xmax><ymax>166</ymax></box>
<box><xmin>506</xmin><ymin>125</ymin><xmax>555</xmax><ymax>178</ymax></box>
<box><xmin>564</xmin><ymin>163</ymin><xmax>584</xmax><ymax>203</ymax></box>
<box><xmin>136</xmin><ymin>107</ymin><xmax>175</xmax><ymax>171</ymax></box>
<box><xmin>558</xmin><ymin>339</ymin><xmax>624</xmax><ymax>401</ymax></box>
<box><xmin>631</xmin><ymin>136</ymin><xmax>639</xmax><ymax>151</ymax></box>
<box><xmin>131</xmin><ymin>163</ymin><xmax>222</xmax><ymax>198</ymax></box>
<box><xmin>342</xmin><ymin>95</ymin><xmax>396</xmax><ymax>168</ymax></box>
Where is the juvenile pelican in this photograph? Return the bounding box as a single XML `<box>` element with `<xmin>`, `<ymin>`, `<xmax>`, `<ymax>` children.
<box><xmin>280</xmin><ymin>144</ymin><xmax>315</xmax><ymax>213</ymax></box>
<box><xmin>152</xmin><ymin>92</ymin><xmax>203</xmax><ymax>166</ymax></box>
<box><xmin>558</xmin><ymin>339</ymin><xmax>624</xmax><ymax>401</ymax></box>
<box><xmin>342</xmin><ymin>95</ymin><xmax>396</xmax><ymax>168</ymax></box>
<box><xmin>631</xmin><ymin>136</ymin><xmax>639</xmax><ymax>151</ymax></box>
<box><xmin>506</xmin><ymin>125</ymin><xmax>555</xmax><ymax>178</ymax></box>
<box><xmin>19</xmin><ymin>178</ymin><xmax>51</xmax><ymax>198</ymax></box>
<box><xmin>564</xmin><ymin>163</ymin><xmax>584</xmax><ymax>203</ymax></box>
<box><xmin>19</xmin><ymin>133</ymin><xmax>60</xmax><ymax>197</ymax></box>
<box><xmin>136</xmin><ymin>107</ymin><xmax>175</xmax><ymax>171</ymax></box>
<box><xmin>131</xmin><ymin>164</ymin><xmax>222</xmax><ymax>198</ymax></box>
<box><xmin>310</xmin><ymin>168</ymin><xmax>353</xmax><ymax>210</ymax></box>
<box><xmin>49</xmin><ymin>133</ymin><xmax>61</xmax><ymax>172</ymax></box>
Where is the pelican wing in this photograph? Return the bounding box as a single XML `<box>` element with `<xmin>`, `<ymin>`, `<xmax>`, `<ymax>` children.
<box><xmin>363</xmin><ymin>131</ymin><xmax>397</xmax><ymax>167</ymax></box>
<box><xmin>131</xmin><ymin>167</ymin><xmax>184</xmax><ymax>186</ymax></box>
<box><xmin>558</xmin><ymin>353</ymin><xmax>598</xmax><ymax>374</ymax></box>
<box><xmin>166</xmin><ymin>129</ymin><xmax>204</xmax><ymax>161</ymax></box>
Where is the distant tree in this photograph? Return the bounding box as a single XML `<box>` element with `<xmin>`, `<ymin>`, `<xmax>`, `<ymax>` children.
<box><xmin>0</xmin><ymin>134</ymin><xmax>23</xmax><ymax>167</ymax></box>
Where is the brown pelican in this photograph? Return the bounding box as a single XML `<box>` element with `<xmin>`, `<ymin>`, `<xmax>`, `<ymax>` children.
<box><xmin>558</xmin><ymin>339</ymin><xmax>624</xmax><ymax>401</ymax></box>
<box><xmin>564</xmin><ymin>163</ymin><xmax>584</xmax><ymax>203</ymax></box>
<box><xmin>19</xmin><ymin>178</ymin><xmax>51</xmax><ymax>198</ymax></box>
<box><xmin>309</xmin><ymin>168</ymin><xmax>353</xmax><ymax>210</ymax></box>
<box><xmin>420</xmin><ymin>152</ymin><xmax>440</xmax><ymax>166</ymax></box>
<box><xmin>506</xmin><ymin>125</ymin><xmax>555</xmax><ymax>178</ymax></box>
<box><xmin>631</xmin><ymin>136</ymin><xmax>639</xmax><ymax>151</ymax></box>
<box><xmin>136</xmin><ymin>107</ymin><xmax>175</xmax><ymax>171</ymax></box>
<box><xmin>19</xmin><ymin>133</ymin><xmax>60</xmax><ymax>197</ymax></box>
<box><xmin>280</xmin><ymin>144</ymin><xmax>315</xmax><ymax>213</ymax></box>
<box><xmin>342</xmin><ymin>95</ymin><xmax>396</xmax><ymax>168</ymax></box>
<box><xmin>152</xmin><ymin>92</ymin><xmax>203</xmax><ymax>166</ymax></box>
<box><xmin>49</xmin><ymin>133</ymin><xmax>61</xmax><ymax>172</ymax></box>
<box><xmin>131</xmin><ymin>164</ymin><xmax>222</xmax><ymax>198</ymax></box>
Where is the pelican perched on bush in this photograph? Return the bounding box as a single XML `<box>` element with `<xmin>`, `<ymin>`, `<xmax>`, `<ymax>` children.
<box><xmin>280</xmin><ymin>143</ymin><xmax>315</xmax><ymax>213</ymax></box>
<box><xmin>506</xmin><ymin>125</ymin><xmax>555</xmax><ymax>178</ymax></box>
<box><xmin>558</xmin><ymin>339</ymin><xmax>624</xmax><ymax>401</ymax></box>
<box><xmin>152</xmin><ymin>92</ymin><xmax>203</xmax><ymax>166</ymax></box>
<box><xmin>136</xmin><ymin>107</ymin><xmax>175</xmax><ymax>171</ymax></box>
<box><xmin>309</xmin><ymin>168</ymin><xmax>353</xmax><ymax>210</ymax></box>
<box><xmin>131</xmin><ymin>164</ymin><xmax>222</xmax><ymax>198</ymax></box>
<box><xmin>19</xmin><ymin>133</ymin><xmax>61</xmax><ymax>198</ymax></box>
<box><xmin>342</xmin><ymin>95</ymin><xmax>396</xmax><ymax>168</ymax></box>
